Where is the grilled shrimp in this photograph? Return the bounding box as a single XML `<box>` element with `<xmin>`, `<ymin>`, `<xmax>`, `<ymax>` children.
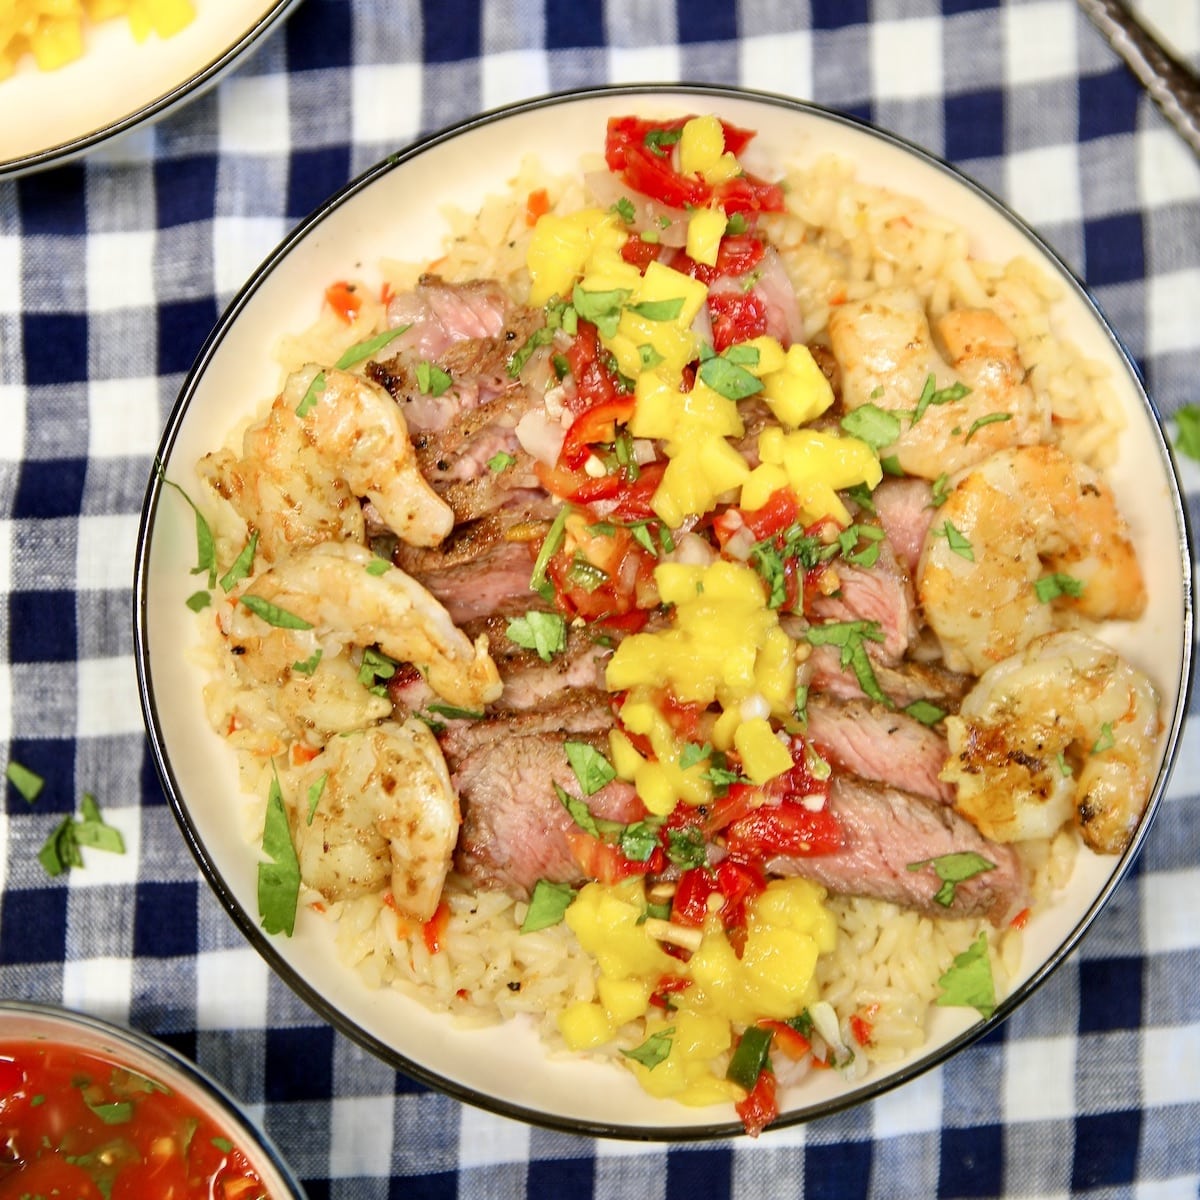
<box><xmin>230</xmin><ymin>541</ymin><xmax>502</xmax><ymax>712</ymax></box>
<box><xmin>827</xmin><ymin>289</ymin><xmax>1048</xmax><ymax>479</ymax></box>
<box><xmin>200</xmin><ymin>365</ymin><xmax>453</xmax><ymax>561</ymax></box>
<box><xmin>917</xmin><ymin>444</ymin><xmax>1146</xmax><ymax>676</ymax></box>
<box><xmin>942</xmin><ymin>631</ymin><xmax>1161</xmax><ymax>854</ymax></box>
<box><xmin>290</xmin><ymin>717</ymin><xmax>459</xmax><ymax>921</ymax></box>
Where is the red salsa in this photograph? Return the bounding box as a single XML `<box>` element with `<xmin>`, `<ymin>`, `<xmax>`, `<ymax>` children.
<box><xmin>0</xmin><ymin>1038</ymin><xmax>274</xmax><ymax>1199</ymax></box>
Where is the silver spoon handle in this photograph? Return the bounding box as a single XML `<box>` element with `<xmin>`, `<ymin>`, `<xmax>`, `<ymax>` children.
<box><xmin>1078</xmin><ymin>0</ymin><xmax>1200</xmax><ymax>158</ymax></box>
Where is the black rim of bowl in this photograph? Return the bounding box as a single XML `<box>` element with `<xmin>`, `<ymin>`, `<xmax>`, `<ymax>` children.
<box><xmin>0</xmin><ymin>999</ymin><xmax>307</xmax><ymax>1194</ymax></box>
<box><xmin>0</xmin><ymin>0</ymin><xmax>302</xmax><ymax>179</ymax></box>
<box><xmin>132</xmin><ymin>81</ymin><xmax>1196</xmax><ymax>1141</ymax></box>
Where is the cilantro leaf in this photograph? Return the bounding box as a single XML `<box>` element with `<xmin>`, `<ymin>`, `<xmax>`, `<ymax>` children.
<box><xmin>6</xmin><ymin>760</ymin><xmax>44</xmax><ymax>803</ymax></box>
<box><xmin>487</xmin><ymin>450</ymin><xmax>517</xmax><ymax>472</ymax></box>
<box><xmin>219</xmin><ymin>530</ymin><xmax>259</xmax><ymax>594</ymax></box>
<box><xmin>1173</xmin><ymin>404</ymin><xmax>1200</xmax><ymax>460</ymax></box>
<box><xmin>1034</xmin><ymin>573</ymin><xmax>1085</xmax><ymax>603</ymax></box>
<box><xmin>292</xmin><ymin>648</ymin><xmax>323</xmax><ymax>677</ymax></box>
<box><xmin>933</xmin><ymin>520</ymin><xmax>974</xmax><ymax>561</ymax></box>
<box><xmin>506</xmin><ymin>611</ymin><xmax>567</xmax><ymax>662</ymax></box>
<box><xmin>964</xmin><ymin>411</ymin><xmax>1011</xmax><ymax>442</ymax></box>
<box><xmin>623</xmin><ymin>1027</ymin><xmax>675</xmax><ymax>1068</ymax></box>
<box><xmin>306</xmin><ymin>773</ymin><xmax>327</xmax><ymax>826</ymax></box>
<box><xmin>804</xmin><ymin>620</ymin><xmax>890</xmax><ymax>706</ymax></box>
<box><xmin>840</xmin><ymin>404</ymin><xmax>901</xmax><ymax>453</ymax></box>
<box><xmin>158</xmin><ymin>472</ymin><xmax>217</xmax><ymax>588</ymax></box>
<box><xmin>554</xmin><ymin>782</ymin><xmax>600</xmax><ymax>838</ymax></box>
<box><xmin>564</xmin><ymin>741</ymin><xmax>617</xmax><ymax>796</ymax></box>
<box><xmin>935</xmin><ymin>932</ymin><xmax>996</xmax><ymax>1019</ymax></box>
<box><xmin>295</xmin><ymin>370</ymin><xmax>326</xmax><ymax>417</ymax></box>
<box><xmin>416</xmin><ymin>361</ymin><xmax>453</xmax><ymax>397</ymax></box>
<box><xmin>626</xmin><ymin>297</ymin><xmax>685</xmax><ymax>322</ymax></box>
<box><xmin>907</xmin><ymin>851</ymin><xmax>996</xmax><ymax>907</ymax></box>
<box><xmin>258</xmin><ymin>774</ymin><xmax>301</xmax><ymax>937</ymax></box>
<box><xmin>238</xmin><ymin>595</ymin><xmax>314</xmax><ymax>630</ymax></box>
<box><xmin>521</xmin><ymin>879</ymin><xmax>578</xmax><ymax>932</ymax></box>
<box><xmin>698</xmin><ymin>353</ymin><xmax>763</xmax><ymax>401</ymax></box>
<box><xmin>333</xmin><ymin>323</ymin><xmax>412</xmax><ymax>370</ymax></box>
<box><xmin>572</xmin><ymin>285</ymin><xmax>630</xmax><ymax>338</ymax></box>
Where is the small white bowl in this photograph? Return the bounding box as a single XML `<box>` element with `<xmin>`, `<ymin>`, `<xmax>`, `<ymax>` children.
<box><xmin>0</xmin><ymin>1001</ymin><xmax>305</xmax><ymax>1196</ymax></box>
<box><xmin>0</xmin><ymin>0</ymin><xmax>302</xmax><ymax>178</ymax></box>
<box><xmin>134</xmin><ymin>85</ymin><xmax>1194</xmax><ymax>1139</ymax></box>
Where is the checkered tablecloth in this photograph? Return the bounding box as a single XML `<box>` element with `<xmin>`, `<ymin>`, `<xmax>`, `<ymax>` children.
<box><xmin>3</xmin><ymin>1</ymin><xmax>1200</xmax><ymax>1196</ymax></box>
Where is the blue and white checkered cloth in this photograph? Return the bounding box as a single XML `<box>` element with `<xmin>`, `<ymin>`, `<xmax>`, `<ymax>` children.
<box><xmin>3</xmin><ymin>2</ymin><xmax>1199</xmax><ymax>1196</ymax></box>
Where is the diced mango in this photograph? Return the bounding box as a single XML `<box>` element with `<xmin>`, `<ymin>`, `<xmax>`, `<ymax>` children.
<box><xmin>686</xmin><ymin>205</ymin><xmax>727</xmax><ymax>267</ymax></box>
<box><xmin>679</xmin><ymin>115</ymin><xmax>726</xmax><ymax>178</ymax></box>
<box><xmin>558</xmin><ymin>1001</ymin><xmax>615</xmax><ymax>1050</ymax></box>
<box><xmin>734</xmin><ymin>717</ymin><xmax>793</xmax><ymax>784</ymax></box>
<box><xmin>762</xmin><ymin>344</ymin><xmax>836</xmax><ymax>427</ymax></box>
<box><xmin>527</xmin><ymin>209</ymin><xmax>626</xmax><ymax>307</ymax></box>
<box><xmin>598</xmin><ymin>976</ymin><xmax>654</xmax><ymax>1027</ymax></box>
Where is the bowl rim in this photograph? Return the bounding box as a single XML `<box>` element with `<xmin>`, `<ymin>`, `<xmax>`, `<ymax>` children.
<box><xmin>0</xmin><ymin>999</ymin><xmax>308</xmax><ymax>1194</ymax></box>
<box><xmin>0</xmin><ymin>0</ymin><xmax>303</xmax><ymax>180</ymax></box>
<box><xmin>132</xmin><ymin>81</ymin><xmax>1196</xmax><ymax>1141</ymax></box>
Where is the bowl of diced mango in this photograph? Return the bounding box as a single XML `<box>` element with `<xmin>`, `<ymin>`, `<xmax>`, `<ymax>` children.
<box><xmin>0</xmin><ymin>0</ymin><xmax>302</xmax><ymax>176</ymax></box>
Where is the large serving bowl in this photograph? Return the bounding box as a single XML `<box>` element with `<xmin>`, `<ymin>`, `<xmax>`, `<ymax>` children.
<box><xmin>133</xmin><ymin>84</ymin><xmax>1193</xmax><ymax>1139</ymax></box>
<box><xmin>0</xmin><ymin>1001</ymin><xmax>305</xmax><ymax>1196</ymax></box>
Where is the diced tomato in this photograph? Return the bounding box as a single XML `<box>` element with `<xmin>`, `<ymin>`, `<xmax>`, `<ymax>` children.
<box><xmin>620</xmin><ymin>235</ymin><xmax>662</xmax><ymax>272</ymax></box>
<box><xmin>543</xmin><ymin>519</ymin><xmax>658</xmax><ymax>623</ymax></box>
<box><xmin>725</xmin><ymin>801</ymin><xmax>843</xmax><ymax>860</ymax></box>
<box><xmin>656</xmin><ymin>691</ymin><xmax>707</xmax><ymax>741</ymax></box>
<box><xmin>324</xmin><ymin>279</ymin><xmax>361</xmax><ymax>323</ymax></box>
<box><xmin>738</xmin><ymin>487</ymin><xmax>800</xmax><ymax>542</ymax></box>
<box><xmin>671</xmin><ymin>867</ymin><xmax>720</xmax><ymax>928</ymax></box>
<box><xmin>560</xmin><ymin>397</ymin><xmax>637</xmax><ymax>470</ymax></box>
<box><xmin>758</xmin><ymin>1019</ymin><xmax>812</xmax><ymax>1060</ymax></box>
<box><xmin>707</xmin><ymin>288</ymin><xmax>769</xmax><ymax>352</ymax></box>
<box><xmin>649</xmin><ymin>974</ymin><xmax>694</xmax><ymax>1010</ymax></box>
<box><xmin>565</xmin><ymin>829</ymin><xmax>664</xmax><ymax>883</ymax></box>
<box><xmin>423</xmin><ymin>900</ymin><xmax>450</xmax><ymax>955</ymax></box>
<box><xmin>734</xmin><ymin>1067</ymin><xmax>778</xmax><ymax>1138</ymax></box>
<box><xmin>609</xmin><ymin>460</ymin><xmax>667</xmax><ymax>521</ymax></box>
<box><xmin>850</xmin><ymin>1004</ymin><xmax>878</xmax><ymax>1047</ymax></box>
<box><xmin>565</xmin><ymin>320</ymin><xmax>629</xmax><ymax>417</ymax></box>
<box><xmin>714</xmin><ymin>857</ymin><xmax>766</xmax><ymax>928</ymax></box>
<box><xmin>713</xmin><ymin>172</ymin><xmax>786</xmax><ymax>216</ymax></box>
<box><xmin>526</xmin><ymin>187</ymin><xmax>551</xmax><ymax>225</ymax></box>
<box><xmin>672</xmin><ymin>233</ymin><xmax>767</xmax><ymax>286</ymax></box>
<box><xmin>603</xmin><ymin>116</ymin><xmax>778</xmax><ymax>214</ymax></box>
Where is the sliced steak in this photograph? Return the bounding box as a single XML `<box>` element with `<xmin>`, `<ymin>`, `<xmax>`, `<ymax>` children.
<box><xmin>454</xmin><ymin>732</ymin><xmax>641</xmax><ymax>897</ymax></box>
<box><xmin>807</xmin><ymin>539</ymin><xmax>916</xmax><ymax>663</ymax></box>
<box><xmin>390</xmin><ymin>508</ymin><xmax>553</xmax><ymax>626</ymax></box>
<box><xmin>767</xmin><ymin>774</ymin><xmax>1028</xmax><ymax>925</ymax></box>
<box><xmin>438</xmin><ymin>688</ymin><xmax>614</xmax><ymax>767</ymax></box>
<box><xmin>873</xmin><ymin>477</ymin><xmax>936</xmax><ymax>578</ymax></box>
<box><xmin>806</xmin><ymin>696</ymin><xmax>953</xmax><ymax>805</ymax></box>
<box><xmin>805</xmin><ymin>644</ymin><xmax>972</xmax><ymax>711</ymax></box>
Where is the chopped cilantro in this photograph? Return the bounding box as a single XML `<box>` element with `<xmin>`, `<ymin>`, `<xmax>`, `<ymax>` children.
<box><xmin>219</xmin><ymin>530</ymin><xmax>259</xmax><ymax>594</ymax></box>
<box><xmin>6</xmin><ymin>760</ymin><xmax>44</xmax><ymax>803</ymax></box>
<box><xmin>365</xmin><ymin>556</ymin><xmax>391</xmax><ymax>576</ymax></box>
<box><xmin>903</xmin><ymin>699</ymin><xmax>945</xmax><ymax>726</ymax></box>
<box><xmin>627</xmin><ymin>297</ymin><xmax>685</xmax><ymax>322</ymax></box>
<box><xmin>295</xmin><ymin>370</ymin><xmax>326</xmax><ymax>417</ymax></box>
<box><xmin>907</xmin><ymin>851</ymin><xmax>996</xmax><ymax>907</ymax></box>
<box><xmin>1034</xmin><ymin>573</ymin><xmax>1085</xmax><ymax>603</ymax></box>
<box><xmin>238</xmin><ymin>595</ymin><xmax>314</xmax><ymax>630</ymax></box>
<box><xmin>416</xmin><ymin>361</ymin><xmax>453</xmax><ymax>397</ymax></box>
<box><xmin>840</xmin><ymin>404</ymin><xmax>901</xmax><ymax>453</ymax></box>
<box><xmin>292</xmin><ymin>648</ymin><xmax>323</xmax><ymax>677</ymax></box>
<box><xmin>487</xmin><ymin>450</ymin><xmax>517</xmax><ymax>472</ymax></box>
<box><xmin>258</xmin><ymin>773</ymin><xmax>301</xmax><ymax>937</ymax></box>
<box><xmin>506</xmin><ymin>611</ymin><xmax>567</xmax><ymax>661</ymax></box>
<box><xmin>936</xmin><ymin>932</ymin><xmax>996</xmax><ymax>1019</ymax></box>
<box><xmin>158</xmin><ymin>472</ymin><xmax>217</xmax><ymax>588</ymax></box>
<box><xmin>1092</xmin><ymin>723</ymin><xmax>1115</xmax><ymax>754</ymax></box>
<box><xmin>698</xmin><ymin>352</ymin><xmax>763</xmax><ymax>401</ymax></box>
<box><xmin>572</xmin><ymin>284</ymin><xmax>630</xmax><ymax>338</ymax></box>
<box><xmin>185</xmin><ymin>590</ymin><xmax>211</xmax><ymax>612</ymax></box>
<box><xmin>610</xmin><ymin>196</ymin><xmax>636</xmax><ymax>224</ymax></box>
<box><xmin>643</xmin><ymin>128</ymin><xmax>682</xmax><ymax>156</ymax></box>
<box><xmin>521</xmin><ymin>879</ymin><xmax>578</xmax><ymax>932</ymax></box>
<box><xmin>964</xmin><ymin>411</ymin><xmax>1012</xmax><ymax>442</ymax></box>
<box><xmin>529</xmin><ymin>506</ymin><xmax>569</xmax><ymax>601</ymax></box>
<box><xmin>912</xmin><ymin>374</ymin><xmax>970</xmax><ymax>423</ymax></box>
<box><xmin>333</xmin><ymin>323</ymin><xmax>412</xmax><ymax>370</ymax></box>
<box><xmin>305</xmin><ymin>773</ymin><xmax>327</xmax><ymax>826</ymax></box>
<box><xmin>564</xmin><ymin>741</ymin><xmax>617</xmax><ymax>796</ymax></box>
<box><xmin>622</xmin><ymin>1027</ymin><xmax>675</xmax><ymax>1068</ymax></box>
<box><xmin>1173</xmin><ymin>404</ymin><xmax>1200</xmax><ymax>460</ymax></box>
<box><xmin>933</xmin><ymin>520</ymin><xmax>974</xmax><ymax>561</ymax></box>
<box><xmin>804</xmin><ymin>620</ymin><xmax>890</xmax><ymax>706</ymax></box>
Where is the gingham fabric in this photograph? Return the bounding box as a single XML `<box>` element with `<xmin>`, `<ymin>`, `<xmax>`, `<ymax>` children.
<box><xmin>2</xmin><ymin>2</ymin><xmax>1200</xmax><ymax>1196</ymax></box>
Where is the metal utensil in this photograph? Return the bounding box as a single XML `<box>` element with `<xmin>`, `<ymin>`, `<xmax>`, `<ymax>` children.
<box><xmin>1078</xmin><ymin>0</ymin><xmax>1200</xmax><ymax>157</ymax></box>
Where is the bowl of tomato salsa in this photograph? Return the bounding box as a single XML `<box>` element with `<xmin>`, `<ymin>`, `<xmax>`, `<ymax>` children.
<box><xmin>0</xmin><ymin>1001</ymin><xmax>305</xmax><ymax>1200</ymax></box>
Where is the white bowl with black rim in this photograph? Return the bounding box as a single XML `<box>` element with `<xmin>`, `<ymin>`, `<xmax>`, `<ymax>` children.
<box><xmin>133</xmin><ymin>84</ymin><xmax>1194</xmax><ymax>1140</ymax></box>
